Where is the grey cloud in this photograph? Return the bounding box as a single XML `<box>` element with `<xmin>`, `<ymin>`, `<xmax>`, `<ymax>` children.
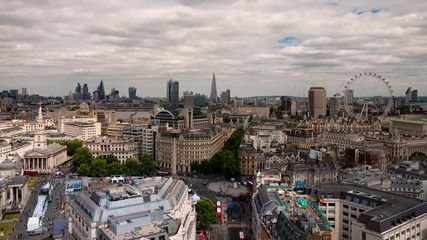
<box><xmin>0</xmin><ymin>0</ymin><xmax>426</xmax><ymax>97</ymax></box>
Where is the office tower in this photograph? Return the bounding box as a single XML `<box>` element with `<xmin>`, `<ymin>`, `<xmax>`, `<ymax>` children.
<box><xmin>308</xmin><ymin>87</ymin><xmax>327</xmax><ymax>118</ymax></box>
<box><xmin>167</xmin><ymin>79</ymin><xmax>179</xmax><ymax>109</ymax></box>
<box><xmin>405</xmin><ymin>87</ymin><xmax>418</xmax><ymax>104</ymax></box>
<box><xmin>21</xmin><ymin>87</ymin><xmax>27</xmax><ymax>96</ymax></box>
<box><xmin>9</xmin><ymin>89</ymin><xmax>18</xmax><ymax>99</ymax></box>
<box><xmin>74</xmin><ymin>83</ymin><xmax>82</xmax><ymax>100</ymax></box>
<box><xmin>280</xmin><ymin>96</ymin><xmax>292</xmax><ymax>113</ymax></box>
<box><xmin>345</xmin><ymin>89</ymin><xmax>354</xmax><ymax>105</ymax></box>
<box><xmin>2</xmin><ymin>90</ymin><xmax>9</xmax><ymax>98</ymax></box>
<box><xmin>97</xmin><ymin>80</ymin><xmax>106</xmax><ymax>100</ymax></box>
<box><xmin>92</xmin><ymin>90</ymin><xmax>99</xmax><ymax>101</ymax></box>
<box><xmin>183</xmin><ymin>92</ymin><xmax>194</xmax><ymax>108</ymax></box>
<box><xmin>128</xmin><ymin>87</ymin><xmax>137</xmax><ymax>100</ymax></box>
<box><xmin>82</xmin><ymin>84</ymin><xmax>90</xmax><ymax>100</ymax></box>
<box><xmin>109</xmin><ymin>88</ymin><xmax>119</xmax><ymax>100</ymax></box>
<box><xmin>329</xmin><ymin>94</ymin><xmax>341</xmax><ymax>117</ymax></box>
<box><xmin>210</xmin><ymin>73</ymin><xmax>218</xmax><ymax>103</ymax></box>
<box><xmin>194</xmin><ymin>93</ymin><xmax>208</xmax><ymax>107</ymax></box>
<box><xmin>220</xmin><ymin>89</ymin><xmax>231</xmax><ymax>104</ymax></box>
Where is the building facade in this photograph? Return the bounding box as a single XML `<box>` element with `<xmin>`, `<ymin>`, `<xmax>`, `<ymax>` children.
<box><xmin>84</xmin><ymin>137</ymin><xmax>139</xmax><ymax>163</ymax></box>
<box><xmin>308</xmin><ymin>87</ymin><xmax>327</xmax><ymax>118</ymax></box>
<box><xmin>155</xmin><ymin>127</ymin><xmax>225</xmax><ymax>173</ymax></box>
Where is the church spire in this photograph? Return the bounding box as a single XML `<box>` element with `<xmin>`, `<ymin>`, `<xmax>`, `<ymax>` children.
<box><xmin>34</xmin><ymin>103</ymin><xmax>47</xmax><ymax>150</ymax></box>
<box><xmin>37</xmin><ymin>102</ymin><xmax>43</xmax><ymax>122</ymax></box>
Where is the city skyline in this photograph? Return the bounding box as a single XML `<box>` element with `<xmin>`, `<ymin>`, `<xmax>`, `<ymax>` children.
<box><xmin>0</xmin><ymin>1</ymin><xmax>426</xmax><ymax>97</ymax></box>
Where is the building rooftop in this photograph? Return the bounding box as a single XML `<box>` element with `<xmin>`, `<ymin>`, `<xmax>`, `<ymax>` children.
<box><xmin>390</xmin><ymin>118</ymin><xmax>427</xmax><ymax>125</ymax></box>
<box><xmin>315</xmin><ymin>183</ymin><xmax>427</xmax><ymax>233</ymax></box>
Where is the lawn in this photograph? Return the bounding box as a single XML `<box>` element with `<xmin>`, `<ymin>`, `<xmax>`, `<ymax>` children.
<box><xmin>27</xmin><ymin>177</ymin><xmax>37</xmax><ymax>189</ymax></box>
<box><xmin>2</xmin><ymin>211</ymin><xmax>20</xmax><ymax>220</ymax></box>
<box><xmin>0</xmin><ymin>222</ymin><xmax>16</xmax><ymax>240</ymax></box>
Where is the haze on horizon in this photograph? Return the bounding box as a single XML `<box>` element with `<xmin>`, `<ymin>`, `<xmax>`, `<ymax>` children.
<box><xmin>0</xmin><ymin>0</ymin><xmax>426</xmax><ymax>98</ymax></box>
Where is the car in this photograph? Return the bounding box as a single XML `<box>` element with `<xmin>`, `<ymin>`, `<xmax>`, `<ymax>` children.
<box><xmin>55</xmin><ymin>171</ymin><xmax>63</xmax><ymax>176</ymax></box>
<box><xmin>188</xmin><ymin>189</ymin><xmax>194</xmax><ymax>194</ymax></box>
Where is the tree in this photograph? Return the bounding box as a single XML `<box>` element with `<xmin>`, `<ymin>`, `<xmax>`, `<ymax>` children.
<box><xmin>106</xmin><ymin>154</ymin><xmax>119</xmax><ymax>164</ymax></box>
<box><xmin>90</xmin><ymin>157</ymin><xmax>108</xmax><ymax>177</ymax></box>
<box><xmin>191</xmin><ymin>162</ymin><xmax>200</xmax><ymax>173</ymax></box>
<box><xmin>139</xmin><ymin>153</ymin><xmax>157</xmax><ymax>175</ymax></box>
<box><xmin>195</xmin><ymin>198</ymin><xmax>219</xmax><ymax>230</ymax></box>
<box><xmin>77</xmin><ymin>164</ymin><xmax>90</xmax><ymax>176</ymax></box>
<box><xmin>73</xmin><ymin>147</ymin><xmax>93</xmax><ymax>167</ymax></box>
<box><xmin>221</xmin><ymin>150</ymin><xmax>239</xmax><ymax>178</ymax></box>
<box><xmin>123</xmin><ymin>158</ymin><xmax>139</xmax><ymax>176</ymax></box>
<box><xmin>108</xmin><ymin>162</ymin><xmax>122</xmax><ymax>175</ymax></box>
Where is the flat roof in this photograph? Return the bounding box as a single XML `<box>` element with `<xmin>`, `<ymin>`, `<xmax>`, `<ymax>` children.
<box><xmin>391</xmin><ymin>118</ymin><xmax>427</xmax><ymax>125</ymax></box>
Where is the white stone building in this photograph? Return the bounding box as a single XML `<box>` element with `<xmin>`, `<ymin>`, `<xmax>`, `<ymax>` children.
<box><xmin>84</xmin><ymin>137</ymin><xmax>139</xmax><ymax>163</ymax></box>
<box><xmin>66</xmin><ymin>177</ymin><xmax>196</xmax><ymax>240</ymax></box>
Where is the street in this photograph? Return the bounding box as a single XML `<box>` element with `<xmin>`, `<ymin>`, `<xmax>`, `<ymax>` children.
<box><xmin>180</xmin><ymin>175</ymin><xmax>253</xmax><ymax>240</ymax></box>
<box><xmin>9</xmin><ymin>176</ymin><xmax>67</xmax><ymax>240</ymax></box>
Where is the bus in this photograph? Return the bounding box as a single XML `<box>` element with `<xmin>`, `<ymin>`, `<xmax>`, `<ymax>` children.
<box><xmin>239</xmin><ymin>231</ymin><xmax>245</xmax><ymax>240</ymax></box>
<box><xmin>216</xmin><ymin>207</ymin><xmax>222</xmax><ymax>222</ymax></box>
<box><xmin>24</xmin><ymin>170</ymin><xmax>38</xmax><ymax>176</ymax></box>
<box><xmin>157</xmin><ymin>171</ymin><xmax>170</xmax><ymax>177</ymax></box>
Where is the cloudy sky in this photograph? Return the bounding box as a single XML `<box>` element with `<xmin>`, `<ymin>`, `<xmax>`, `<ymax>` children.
<box><xmin>1</xmin><ymin>0</ymin><xmax>426</xmax><ymax>98</ymax></box>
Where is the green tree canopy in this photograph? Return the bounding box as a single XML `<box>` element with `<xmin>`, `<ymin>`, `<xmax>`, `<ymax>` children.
<box><xmin>139</xmin><ymin>153</ymin><xmax>157</xmax><ymax>175</ymax></box>
<box><xmin>105</xmin><ymin>154</ymin><xmax>119</xmax><ymax>164</ymax></box>
<box><xmin>90</xmin><ymin>157</ymin><xmax>108</xmax><ymax>177</ymax></box>
<box><xmin>108</xmin><ymin>162</ymin><xmax>123</xmax><ymax>176</ymax></box>
<box><xmin>77</xmin><ymin>163</ymin><xmax>90</xmax><ymax>176</ymax></box>
<box><xmin>195</xmin><ymin>198</ymin><xmax>219</xmax><ymax>230</ymax></box>
<box><xmin>73</xmin><ymin>147</ymin><xmax>93</xmax><ymax>167</ymax></box>
<box><xmin>123</xmin><ymin>158</ymin><xmax>139</xmax><ymax>176</ymax></box>
<box><xmin>221</xmin><ymin>150</ymin><xmax>239</xmax><ymax>178</ymax></box>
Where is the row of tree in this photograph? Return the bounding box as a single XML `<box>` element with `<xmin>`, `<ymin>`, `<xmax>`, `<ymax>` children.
<box><xmin>191</xmin><ymin>127</ymin><xmax>244</xmax><ymax>178</ymax></box>
<box><xmin>73</xmin><ymin>147</ymin><xmax>156</xmax><ymax>177</ymax></box>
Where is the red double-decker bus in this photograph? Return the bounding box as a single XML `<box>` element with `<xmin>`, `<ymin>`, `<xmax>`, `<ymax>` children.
<box><xmin>157</xmin><ymin>171</ymin><xmax>170</xmax><ymax>177</ymax></box>
<box><xmin>24</xmin><ymin>171</ymin><xmax>38</xmax><ymax>176</ymax></box>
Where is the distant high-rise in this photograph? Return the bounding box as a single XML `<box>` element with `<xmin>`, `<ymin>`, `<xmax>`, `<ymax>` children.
<box><xmin>9</xmin><ymin>89</ymin><xmax>18</xmax><ymax>99</ymax></box>
<box><xmin>405</xmin><ymin>87</ymin><xmax>418</xmax><ymax>104</ymax></box>
<box><xmin>21</xmin><ymin>87</ymin><xmax>27</xmax><ymax>96</ymax></box>
<box><xmin>167</xmin><ymin>79</ymin><xmax>179</xmax><ymax>109</ymax></box>
<box><xmin>220</xmin><ymin>89</ymin><xmax>231</xmax><ymax>104</ymax></box>
<box><xmin>128</xmin><ymin>87</ymin><xmax>137</xmax><ymax>100</ymax></box>
<box><xmin>82</xmin><ymin>84</ymin><xmax>90</xmax><ymax>100</ymax></box>
<box><xmin>109</xmin><ymin>88</ymin><xmax>119</xmax><ymax>100</ymax></box>
<box><xmin>329</xmin><ymin>94</ymin><xmax>341</xmax><ymax>117</ymax></box>
<box><xmin>345</xmin><ymin>89</ymin><xmax>354</xmax><ymax>105</ymax></box>
<box><xmin>92</xmin><ymin>90</ymin><xmax>99</xmax><ymax>101</ymax></box>
<box><xmin>210</xmin><ymin>73</ymin><xmax>218</xmax><ymax>103</ymax></box>
<box><xmin>194</xmin><ymin>93</ymin><xmax>208</xmax><ymax>107</ymax></box>
<box><xmin>74</xmin><ymin>83</ymin><xmax>82</xmax><ymax>100</ymax></box>
<box><xmin>183</xmin><ymin>92</ymin><xmax>195</xmax><ymax>108</ymax></box>
<box><xmin>280</xmin><ymin>96</ymin><xmax>292</xmax><ymax>113</ymax></box>
<box><xmin>97</xmin><ymin>80</ymin><xmax>106</xmax><ymax>100</ymax></box>
<box><xmin>308</xmin><ymin>87</ymin><xmax>326</xmax><ymax>118</ymax></box>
